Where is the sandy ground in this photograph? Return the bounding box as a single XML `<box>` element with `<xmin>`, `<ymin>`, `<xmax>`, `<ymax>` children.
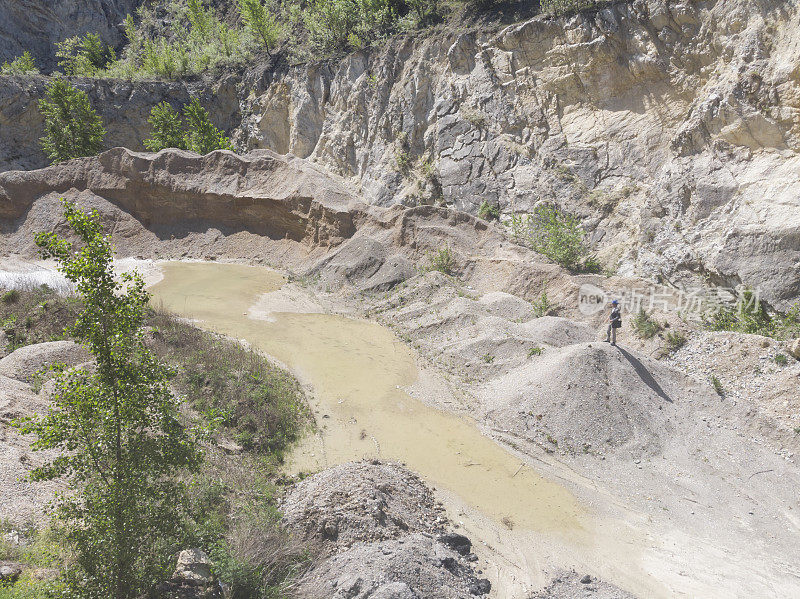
<box><xmin>3</xmin><ymin>259</ymin><xmax>799</xmax><ymax>598</ymax></box>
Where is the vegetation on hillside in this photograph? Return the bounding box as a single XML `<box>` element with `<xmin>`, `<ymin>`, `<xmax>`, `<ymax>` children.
<box><xmin>703</xmin><ymin>289</ymin><xmax>800</xmax><ymax>340</ymax></box>
<box><xmin>0</xmin><ymin>51</ymin><xmax>39</xmax><ymax>75</ymax></box>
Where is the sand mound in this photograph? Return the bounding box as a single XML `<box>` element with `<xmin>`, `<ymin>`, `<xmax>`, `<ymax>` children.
<box><xmin>0</xmin><ymin>341</ymin><xmax>89</xmax><ymax>384</ymax></box>
<box><xmin>0</xmin><ymin>375</ymin><xmax>60</xmax><ymax>524</ymax></box>
<box><xmin>296</xmin><ymin>533</ymin><xmax>488</xmax><ymax>599</ymax></box>
<box><xmin>281</xmin><ymin>461</ymin><xmax>447</xmax><ymax>557</ymax></box>
<box><xmin>481</xmin><ymin>342</ymin><xmax>714</xmax><ymax>455</ymax></box>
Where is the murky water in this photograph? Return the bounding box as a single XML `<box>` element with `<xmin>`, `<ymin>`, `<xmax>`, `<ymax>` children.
<box><xmin>150</xmin><ymin>261</ymin><xmax>582</xmax><ymax>533</ymax></box>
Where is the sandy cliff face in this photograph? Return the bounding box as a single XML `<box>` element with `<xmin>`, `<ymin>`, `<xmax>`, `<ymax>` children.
<box><xmin>0</xmin><ymin>0</ymin><xmax>798</xmax><ymax>306</ymax></box>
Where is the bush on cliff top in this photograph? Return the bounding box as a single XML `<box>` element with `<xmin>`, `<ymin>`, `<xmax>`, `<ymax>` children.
<box><xmin>0</xmin><ymin>51</ymin><xmax>39</xmax><ymax>75</ymax></box>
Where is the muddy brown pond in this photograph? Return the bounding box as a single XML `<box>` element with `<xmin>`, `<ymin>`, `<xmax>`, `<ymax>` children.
<box><xmin>150</xmin><ymin>261</ymin><xmax>583</xmax><ymax>534</ymax></box>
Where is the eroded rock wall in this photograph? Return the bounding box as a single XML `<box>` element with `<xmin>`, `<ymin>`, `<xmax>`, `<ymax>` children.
<box><xmin>237</xmin><ymin>0</ymin><xmax>800</xmax><ymax>307</ymax></box>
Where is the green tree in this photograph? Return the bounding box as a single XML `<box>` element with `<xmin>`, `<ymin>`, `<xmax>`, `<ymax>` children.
<box><xmin>0</xmin><ymin>50</ymin><xmax>39</xmax><ymax>75</ymax></box>
<box><xmin>18</xmin><ymin>201</ymin><xmax>202</xmax><ymax>598</ymax></box>
<box><xmin>144</xmin><ymin>101</ymin><xmax>187</xmax><ymax>151</ymax></box>
<box><xmin>39</xmin><ymin>79</ymin><xmax>106</xmax><ymax>164</ymax></box>
<box><xmin>238</xmin><ymin>0</ymin><xmax>282</xmax><ymax>53</ymax></box>
<box><xmin>182</xmin><ymin>98</ymin><xmax>234</xmax><ymax>154</ymax></box>
<box><xmin>56</xmin><ymin>33</ymin><xmax>116</xmax><ymax>76</ymax></box>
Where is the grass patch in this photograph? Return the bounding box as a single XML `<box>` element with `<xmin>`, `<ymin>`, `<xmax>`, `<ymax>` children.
<box><xmin>0</xmin><ymin>287</ymin><xmax>81</xmax><ymax>351</ymax></box>
<box><xmin>664</xmin><ymin>330</ymin><xmax>687</xmax><ymax>353</ymax></box>
<box><xmin>148</xmin><ymin>307</ymin><xmax>308</xmax><ymax>459</ymax></box>
<box><xmin>528</xmin><ymin>347</ymin><xmax>543</xmax><ymax>357</ymax></box>
<box><xmin>774</xmin><ymin>353</ymin><xmax>788</xmax><ymax>366</ymax></box>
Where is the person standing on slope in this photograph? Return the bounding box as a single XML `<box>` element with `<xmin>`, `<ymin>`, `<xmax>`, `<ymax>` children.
<box><xmin>605</xmin><ymin>299</ymin><xmax>622</xmax><ymax>346</ymax></box>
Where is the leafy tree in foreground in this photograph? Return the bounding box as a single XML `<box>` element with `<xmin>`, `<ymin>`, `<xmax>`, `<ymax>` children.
<box><xmin>18</xmin><ymin>201</ymin><xmax>202</xmax><ymax>599</ymax></box>
<box><xmin>182</xmin><ymin>98</ymin><xmax>235</xmax><ymax>154</ymax></box>
<box><xmin>144</xmin><ymin>101</ymin><xmax>187</xmax><ymax>151</ymax></box>
<box><xmin>39</xmin><ymin>79</ymin><xmax>105</xmax><ymax>164</ymax></box>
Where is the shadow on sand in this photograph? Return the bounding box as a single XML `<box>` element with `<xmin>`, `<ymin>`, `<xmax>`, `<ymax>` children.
<box><xmin>616</xmin><ymin>346</ymin><xmax>673</xmax><ymax>403</ymax></box>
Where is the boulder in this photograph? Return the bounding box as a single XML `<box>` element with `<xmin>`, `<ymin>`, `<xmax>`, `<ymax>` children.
<box><xmin>0</xmin><ymin>561</ymin><xmax>23</xmax><ymax>584</ymax></box>
<box><xmin>155</xmin><ymin>549</ymin><xmax>220</xmax><ymax>599</ymax></box>
<box><xmin>172</xmin><ymin>549</ymin><xmax>213</xmax><ymax>584</ymax></box>
<box><xmin>788</xmin><ymin>338</ymin><xmax>800</xmax><ymax>360</ymax></box>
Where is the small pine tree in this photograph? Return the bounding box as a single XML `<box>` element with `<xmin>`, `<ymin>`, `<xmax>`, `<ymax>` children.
<box><xmin>182</xmin><ymin>98</ymin><xmax>234</xmax><ymax>154</ymax></box>
<box><xmin>39</xmin><ymin>79</ymin><xmax>106</xmax><ymax>164</ymax></box>
<box><xmin>0</xmin><ymin>50</ymin><xmax>39</xmax><ymax>75</ymax></box>
<box><xmin>144</xmin><ymin>101</ymin><xmax>187</xmax><ymax>151</ymax></box>
<box><xmin>238</xmin><ymin>0</ymin><xmax>282</xmax><ymax>53</ymax></box>
<box><xmin>19</xmin><ymin>201</ymin><xmax>202</xmax><ymax>599</ymax></box>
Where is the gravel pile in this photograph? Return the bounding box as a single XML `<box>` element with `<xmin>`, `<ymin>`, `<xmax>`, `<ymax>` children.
<box><xmin>281</xmin><ymin>460</ymin><xmax>448</xmax><ymax>557</ymax></box>
<box><xmin>296</xmin><ymin>532</ymin><xmax>489</xmax><ymax>599</ymax></box>
<box><xmin>530</xmin><ymin>571</ymin><xmax>636</xmax><ymax>599</ymax></box>
<box><xmin>283</xmin><ymin>461</ymin><xmax>490</xmax><ymax>598</ymax></box>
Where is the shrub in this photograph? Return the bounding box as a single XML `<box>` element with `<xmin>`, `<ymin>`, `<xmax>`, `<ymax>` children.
<box><xmin>56</xmin><ymin>33</ymin><xmax>115</xmax><ymax>76</ymax></box>
<box><xmin>775</xmin><ymin>353</ymin><xmax>788</xmax><ymax>366</ymax></box>
<box><xmin>477</xmin><ymin>201</ymin><xmax>500</xmax><ymax>221</ymax></box>
<box><xmin>144</xmin><ymin>101</ymin><xmax>187</xmax><ymax>151</ymax></box>
<box><xmin>238</xmin><ymin>0</ymin><xmax>283</xmax><ymax>53</ymax></box>
<box><xmin>704</xmin><ymin>290</ymin><xmax>800</xmax><ymax>340</ymax></box>
<box><xmin>518</xmin><ymin>205</ymin><xmax>595</xmax><ymax>272</ymax></box>
<box><xmin>182</xmin><ymin>98</ymin><xmax>235</xmax><ymax>154</ymax></box>
<box><xmin>710</xmin><ymin>375</ymin><xmax>724</xmax><ymax>396</ymax></box>
<box><xmin>540</xmin><ymin>0</ymin><xmax>608</xmax><ymax>16</ymax></box>
<box><xmin>633</xmin><ymin>308</ymin><xmax>662</xmax><ymax>339</ymax></box>
<box><xmin>528</xmin><ymin>346</ymin><xmax>543</xmax><ymax>357</ymax></box>
<box><xmin>0</xmin><ymin>51</ymin><xmax>39</xmax><ymax>75</ymax></box>
<box><xmin>407</xmin><ymin>0</ymin><xmax>441</xmax><ymax>25</ymax></box>
<box><xmin>426</xmin><ymin>246</ymin><xmax>456</xmax><ymax>275</ymax></box>
<box><xmin>39</xmin><ymin>79</ymin><xmax>105</xmax><ymax>164</ymax></box>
